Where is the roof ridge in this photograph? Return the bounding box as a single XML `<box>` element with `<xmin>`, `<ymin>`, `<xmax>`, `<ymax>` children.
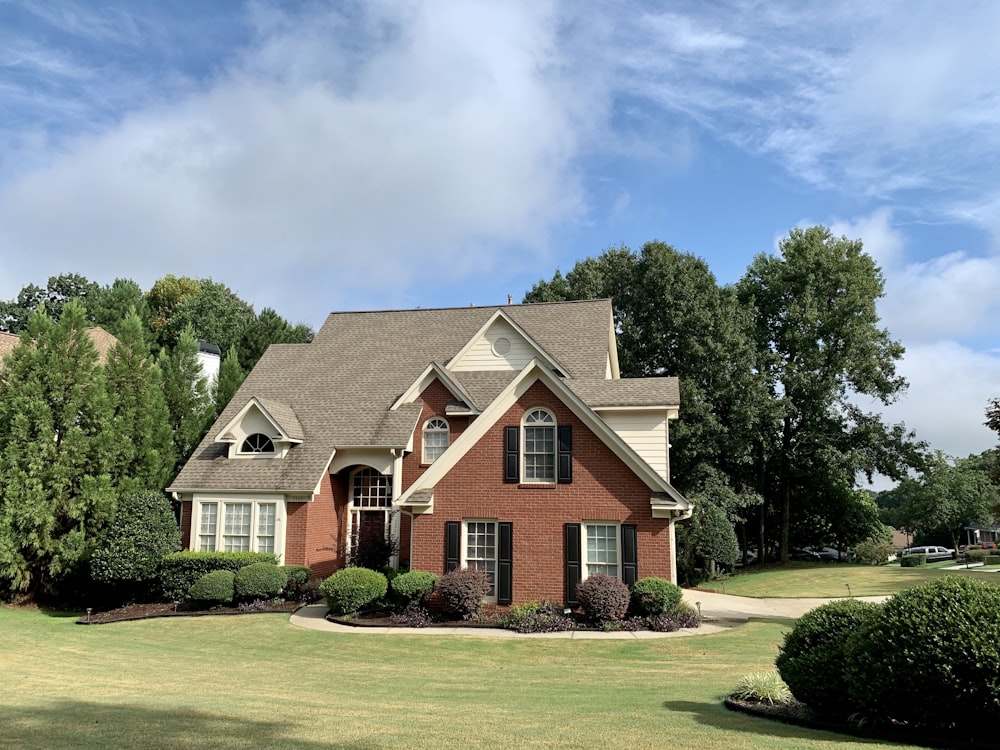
<box><xmin>321</xmin><ymin>298</ymin><xmax>612</xmax><ymax>317</ymax></box>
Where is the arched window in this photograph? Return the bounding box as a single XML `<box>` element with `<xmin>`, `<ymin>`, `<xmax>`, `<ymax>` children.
<box><xmin>522</xmin><ymin>408</ymin><xmax>555</xmax><ymax>482</ymax></box>
<box><xmin>240</xmin><ymin>433</ymin><xmax>275</xmax><ymax>454</ymax></box>
<box><xmin>348</xmin><ymin>467</ymin><xmax>394</xmax><ymax>567</ymax></box>
<box><xmin>422</xmin><ymin>417</ymin><xmax>449</xmax><ymax>463</ymax></box>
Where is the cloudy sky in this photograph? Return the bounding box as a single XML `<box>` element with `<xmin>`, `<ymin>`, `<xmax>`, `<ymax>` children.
<box><xmin>1</xmin><ymin>0</ymin><xmax>998</xmax><ymax>480</ymax></box>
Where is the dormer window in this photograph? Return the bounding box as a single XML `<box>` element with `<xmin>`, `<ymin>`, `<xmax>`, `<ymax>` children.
<box><xmin>422</xmin><ymin>418</ymin><xmax>449</xmax><ymax>463</ymax></box>
<box><xmin>240</xmin><ymin>433</ymin><xmax>275</xmax><ymax>454</ymax></box>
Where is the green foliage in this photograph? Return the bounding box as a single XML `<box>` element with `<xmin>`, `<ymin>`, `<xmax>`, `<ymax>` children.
<box><xmin>988</xmin><ymin>554</ymin><xmax>1000</xmax><ymax>566</ymax></box>
<box><xmin>681</xmin><ymin>494</ymin><xmax>740</xmax><ymax>577</ymax></box>
<box><xmin>233</xmin><ymin>562</ymin><xmax>287</xmax><ymax>601</ymax></box>
<box><xmin>0</xmin><ymin>274</ymin><xmax>99</xmax><ymax>333</ymax></box>
<box><xmin>731</xmin><ymin>672</ymin><xmax>793</xmax><ymax>705</ymax></box>
<box><xmin>965</xmin><ymin>548</ymin><xmax>989</xmax><ymax>562</ymax></box>
<box><xmin>844</xmin><ymin>576</ymin><xmax>1000</xmax><ymax>729</ymax></box>
<box><xmin>500</xmin><ymin>601</ymin><xmax>575</xmax><ymax>633</ymax></box>
<box><xmin>158</xmin><ymin>325</ymin><xmax>214</xmax><ymax>473</ymax></box>
<box><xmin>214</xmin><ymin>345</ymin><xmax>245</xmax><ymax>417</ymax></box>
<box><xmin>238</xmin><ymin>307</ymin><xmax>314</xmax><ymax>372</ymax></box>
<box><xmin>899</xmin><ymin>553</ymin><xmax>926</xmax><ymax>567</ymax></box>
<box><xmin>852</xmin><ymin>538</ymin><xmax>894</xmax><ymax>565</ymax></box>
<box><xmin>320</xmin><ymin>568</ymin><xmax>388</xmax><ymax>615</ymax></box>
<box><xmin>630</xmin><ymin>577</ymin><xmax>683</xmax><ymax>615</ymax></box>
<box><xmin>160</xmin><ymin>551</ymin><xmax>277</xmax><ymax>601</ymax></box>
<box><xmin>87</xmin><ymin>278</ymin><xmax>148</xmax><ymax>336</ymax></box>
<box><xmin>0</xmin><ymin>301</ymin><xmax>118</xmax><ymax>598</ymax></box>
<box><xmin>390</xmin><ymin>570</ymin><xmax>438</xmax><ymax>604</ymax></box>
<box><xmin>189</xmin><ymin>570</ymin><xmax>235</xmax><ymax>604</ymax></box>
<box><xmin>90</xmin><ymin>491</ymin><xmax>180</xmax><ymax>597</ymax></box>
<box><xmin>775</xmin><ymin>599</ymin><xmax>881</xmax><ymax>717</ymax></box>
<box><xmin>436</xmin><ymin>568</ymin><xmax>489</xmax><ymax>620</ymax></box>
<box><xmin>281</xmin><ymin>565</ymin><xmax>312</xmax><ymax>593</ymax></box>
<box><xmin>576</xmin><ymin>573</ymin><xmax>630</xmax><ymax>623</ymax></box>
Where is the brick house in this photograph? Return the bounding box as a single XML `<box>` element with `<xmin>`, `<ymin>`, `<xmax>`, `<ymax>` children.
<box><xmin>168</xmin><ymin>299</ymin><xmax>691</xmax><ymax>606</ymax></box>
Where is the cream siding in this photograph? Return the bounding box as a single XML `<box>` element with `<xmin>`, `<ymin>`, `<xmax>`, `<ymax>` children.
<box><xmin>599</xmin><ymin>410</ymin><xmax>668</xmax><ymax>481</ymax></box>
<box><xmin>450</xmin><ymin>319</ymin><xmax>538</xmax><ymax>372</ymax></box>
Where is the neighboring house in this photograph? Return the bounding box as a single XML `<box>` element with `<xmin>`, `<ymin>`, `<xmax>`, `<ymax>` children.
<box><xmin>0</xmin><ymin>327</ymin><xmax>118</xmax><ymax>368</ymax></box>
<box><xmin>168</xmin><ymin>300</ymin><xmax>692</xmax><ymax>606</ymax></box>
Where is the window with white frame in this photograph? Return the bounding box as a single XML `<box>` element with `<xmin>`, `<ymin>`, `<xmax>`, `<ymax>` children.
<box><xmin>465</xmin><ymin>520</ymin><xmax>497</xmax><ymax>599</ymax></box>
<box><xmin>239</xmin><ymin>433</ymin><xmax>275</xmax><ymax>454</ymax></box>
<box><xmin>348</xmin><ymin>467</ymin><xmax>393</xmax><ymax>560</ymax></box>
<box><xmin>584</xmin><ymin>523</ymin><xmax>620</xmax><ymax>578</ymax></box>
<box><xmin>422</xmin><ymin>418</ymin><xmax>449</xmax><ymax>463</ymax></box>
<box><xmin>522</xmin><ymin>408</ymin><xmax>555</xmax><ymax>482</ymax></box>
<box><xmin>196</xmin><ymin>500</ymin><xmax>281</xmax><ymax>556</ymax></box>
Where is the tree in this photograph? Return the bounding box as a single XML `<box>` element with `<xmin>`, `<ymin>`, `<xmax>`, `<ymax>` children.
<box><xmin>104</xmin><ymin>309</ymin><xmax>175</xmax><ymax>494</ymax></box>
<box><xmin>238</xmin><ymin>307</ymin><xmax>313</xmax><ymax>372</ymax></box>
<box><xmin>0</xmin><ymin>301</ymin><xmax>117</xmax><ymax>599</ymax></box>
<box><xmin>158</xmin><ymin>325</ymin><xmax>214</xmax><ymax>474</ymax></box>
<box><xmin>736</xmin><ymin>226</ymin><xmax>921</xmax><ymax>561</ymax></box>
<box><xmin>146</xmin><ymin>276</ymin><xmax>255</xmax><ymax>355</ymax></box>
<box><xmin>987</xmin><ymin>398</ymin><xmax>1000</xmax><ymax>484</ymax></box>
<box><xmin>0</xmin><ymin>273</ymin><xmax>99</xmax><ymax>333</ymax></box>
<box><xmin>88</xmin><ymin>278</ymin><xmax>148</xmax><ymax>336</ymax></box>
<box><xmin>215</xmin><ymin>345</ymin><xmax>246</xmax><ymax>416</ymax></box>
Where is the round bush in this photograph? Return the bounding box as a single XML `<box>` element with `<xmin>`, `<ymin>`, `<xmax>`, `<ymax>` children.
<box><xmin>320</xmin><ymin>567</ymin><xmax>388</xmax><ymax>615</ymax></box>
<box><xmin>391</xmin><ymin>570</ymin><xmax>438</xmax><ymax>604</ymax></box>
<box><xmin>630</xmin><ymin>577</ymin><xmax>683</xmax><ymax>615</ymax></box>
<box><xmin>844</xmin><ymin>576</ymin><xmax>1000</xmax><ymax>730</ymax></box>
<box><xmin>437</xmin><ymin>568</ymin><xmax>489</xmax><ymax>619</ymax></box>
<box><xmin>576</xmin><ymin>574</ymin><xmax>630</xmax><ymax>622</ymax></box>
<box><xmin>281</xmin><ymin>565</ymin><xmax>312</xmax><ymax>594</ymax></box>
<box><xmin>189</xmin><ymin>569</ymin><xmax>235</xmax><ymax>604</ymax></box>
<box><xmin>775</xmin><ymin>599</ymin><xmax>881</xmax><ymax>717</ymax></box>
<box><xmin>234</xmin><ymin>562</ymin><xmax>287</xmax><ymax>601</ymax></box>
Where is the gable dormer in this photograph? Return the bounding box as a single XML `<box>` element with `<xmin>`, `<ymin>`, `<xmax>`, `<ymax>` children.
<box><xmin>215</xmin><ymin>397</ymin><xmax>304</xmax><ymax>459</ymax></box>
<box><xmin>448</xmin><ymin>310</ymin><xmax>568</xmax><ymax>375</ymax></box>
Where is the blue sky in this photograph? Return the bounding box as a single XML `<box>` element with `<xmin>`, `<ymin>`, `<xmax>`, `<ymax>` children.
<box><xmin>1</xmin><ymin>0</ymin><xmax>999</xmax><ymax>480</ymax></box>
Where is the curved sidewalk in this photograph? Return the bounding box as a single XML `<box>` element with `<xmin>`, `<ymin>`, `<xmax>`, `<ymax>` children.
<box><xmin>289</xmin><ymin>590</ymin><xmax>887</xmax><ymax>638</ymax></box>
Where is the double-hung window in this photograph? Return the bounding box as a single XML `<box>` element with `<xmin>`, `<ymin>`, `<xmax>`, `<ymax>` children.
<box><xmin>465</xmin><ymin>521</ymin><xmax>497</xmax><ymax>599</ymax></box>
<box><xmin>422</xmin><ymin>418</ymin><xmax>449</xmax><ymax>463</ymax></box>
<box><xmin>584</xmin><ymin>523</ymin><xmax>620</xmax><ymax>578</ymax></box>
<box><xmin>196</xmin><ymin>499</ymin><xmax>281</xmax><ymax>557</ymax></box>
<box><xmin>522</xmin><ymin>408</ymin><xmax>555</xmax><ymax>482</ymax></box>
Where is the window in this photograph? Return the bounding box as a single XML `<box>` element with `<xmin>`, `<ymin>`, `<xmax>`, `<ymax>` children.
<box><xmin>195</xmin><ymin>499</ymin><xmax>282</xmax><ymax>557</ymax></box>
<box><xmin>522</xmin><ymin>408</ymin><xmax>555</xmax><ymax>482</ymax></box>
<box><xmin>422</xmin><ymin>418</ymin><xmax>449</xmax><ymax>463</ymax></box>
<box><xmin>240</xmin><ymin>433</ymin><xmax>275</xmax><ymax>454</ymax></box>
<box><xmin>465</xmin><ymin>521</ymin><xmax>497</xmax><ymax>599</ymax></box>
<box><xmin>585</xmin><ymin>523</ymin><xmax>620</xmax><ymax>578</ymax></box>
<box><xmin>348</xmin><ymin>468</ymin><xmax>393</xmax><ymax>564</ymax></box>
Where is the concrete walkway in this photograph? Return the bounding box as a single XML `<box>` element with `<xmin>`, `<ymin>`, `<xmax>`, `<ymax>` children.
<box><xmin>289</xmin><ymin>590</ymin><xmax>888</xmax><ymax>639</ymax></box>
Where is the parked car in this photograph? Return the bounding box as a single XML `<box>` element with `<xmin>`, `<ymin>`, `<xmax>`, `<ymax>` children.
<box><xmin>810</xmin><ymin>546</ymin><xmax>847</xmax><ymax>562</ymax></box>
<box><xmin>790</xmin><ymin>547</ymin><xmax>822</xmax><ymax>562</ymax></box>
<box><xmin>901</xmin><ymin>545</ymin><xmax>956</xmax><ymax>562</ymax></box>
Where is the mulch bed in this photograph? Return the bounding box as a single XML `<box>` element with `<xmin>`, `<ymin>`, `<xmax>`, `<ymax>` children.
<box><xmin>76</xmin><ymin>600</ymin><xmax>301</xmax><ymax>624</ymax></box>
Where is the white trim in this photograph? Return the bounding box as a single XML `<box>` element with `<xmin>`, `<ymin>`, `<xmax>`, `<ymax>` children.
<box><xmin>607</xmin><ymin>308</ymin><xmax>621</xmax><ymax>379</ymax></box>
<box><xmin>422</xmin><ymin>417</ymin><xmax>450</xmax><ymax>463</ymax></box>
<box><xmin>582</xmin><ymin>521</ymin><xmax>621</xmax><ymax>579</ymax></box>
<box><xmin>214</xmin><ymin>397</ymin><xmax>302</xmax><ymax>445</ymax></box>
<box><xmin>461</xmin><ymin>519</ymin><xmax>499</xmax><ymax>604</ymax></box>
<box><xmin>446</xmin><ymin>309</ymin><xmax>570</xmax><ymax>376</ymax></box>
<box><xmin>521</xmin><ymin>407</ymin><xmax>556</xmax><ymax>484</ymax></box>
<box><xmin>390</xmin><ymin>363</ymin><xmax>479</xmax><ymax>413</ymax></box>
<box><xmin>191</xmin><ymin>493</ymin><xmax>287</xmax><ymax>564</ymax></box>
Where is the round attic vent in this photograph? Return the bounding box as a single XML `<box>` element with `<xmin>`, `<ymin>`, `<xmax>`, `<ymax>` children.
<box><xmin>492</xmin><ymin>337</ymin><xmax>512</xmax><ymax>356</ymax></box>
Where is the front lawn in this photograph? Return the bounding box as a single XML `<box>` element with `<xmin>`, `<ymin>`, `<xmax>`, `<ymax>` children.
<box><xmin>0</xmin><ymin>606</ymin><xmax>923</xmax><ymax>750</ymax></box>
<box><xmin>696</xmin><ymin>561</ymin><xmax>1000</xmax><ymax>598</ymax></box>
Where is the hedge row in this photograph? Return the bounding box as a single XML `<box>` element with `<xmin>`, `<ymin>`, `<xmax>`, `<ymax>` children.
<box><xmin>161</xmin><ymin>551</ymin><xmax>279</xmax><ymax>600</ymax></box>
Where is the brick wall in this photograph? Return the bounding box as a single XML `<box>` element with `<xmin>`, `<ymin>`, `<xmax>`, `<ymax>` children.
<box><xmin>293</xmin><ymin>472</ymin><xmax>346</xmax><ymax>578</ymax></box>
<box><xmin>410</xmin><ymin>380</ymin><xmax>673</xmax><ymax>604</ymax></box>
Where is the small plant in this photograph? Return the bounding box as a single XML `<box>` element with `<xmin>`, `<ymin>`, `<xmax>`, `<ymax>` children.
<box><xmin>645</xmin><ymin>603</ymin><xmax>701</xmax><ymax>631</ymax></box>
<box><xmin>320</xmin><ymin>567</ymin><xmax>388</xmax><ymax>615</ymax></box>
<box><xmin>389</xmin><ymin>602</ymin><xmax>433</xmax><ymax>627</ymax></box>
<box><xmin>576</xmin><ymin>574</ymin><xmax>630</xmax><ymax>623</ymax></box>
<box><xmin>234</xmin><ymin>562</ymin><xmax>287</xmax><ymax>601</ymax></box>
<box><xmin>899</xmin><ymin>553</ymin><xmax>926</xmax><ymax>567</ymax></box>
<box><xmin>238</xmin><ymin>598</ymin><xmax>273</xmax><ymax>613</ymax></box>
<box><xmin>630</xmin><ymin>577</ymin><xmax>683</xmax><ymax>615</ymax></box>
<box><xmin>437</xmin><ymin>568</ymin><xmax>489</xmax><ymax>620</ymax></box>
<box><xmin>281</xmin><ymin>565</ymin><xmax>312</xmax><ymax>595</ymax></box>
<box><xmin>391</xmin><ymin>570</ymin><xmax>438</xmax><ymax>605</ymax></box>
<box><xmin>500</xmin><ymin>601</ymin><xmax>575</xmax><ymax>634</ymax></box>
<box><xmin>188</xmin><ymin>569</ymin><xmax>236</xmax><ymax>605</ymax></box>
<box><xmin>297</xmin><ymin>579</ymin><xmax>324</xmax><ymax>604</ymax></box>
<box><xmin>732</xmin><ymin>672</ymin><xmax>793</xmax><ymax>705</ymax></box>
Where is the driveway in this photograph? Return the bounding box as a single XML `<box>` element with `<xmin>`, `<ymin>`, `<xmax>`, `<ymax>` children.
<box><xmin>683</xmin><ymin>589</ymin><xmax>888</xmax><ymax>622</ymax></box>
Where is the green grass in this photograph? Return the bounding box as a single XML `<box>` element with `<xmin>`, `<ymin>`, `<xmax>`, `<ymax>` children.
<box><xmin>0</xmin><ymin>606</ymin><xmax>924</xmax><ymax>750</ymax></box>
<box><xmin>697</xmin><ymin>561</ymin><xmax>1000</xmax><ymax>598</ymax></box>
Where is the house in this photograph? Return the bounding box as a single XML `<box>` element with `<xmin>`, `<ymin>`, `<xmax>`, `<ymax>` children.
<box><xmin>167</xmin><ymin>299</ymin><xmax>691</xmax><ymax>606</ymax></box>
<box><xmin>0</xmin><ymin>327</ymin><xmax>118</xmax><ymax>367</ymax></box>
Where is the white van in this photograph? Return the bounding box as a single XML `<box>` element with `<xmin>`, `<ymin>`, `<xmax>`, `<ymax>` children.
<box><xmin>901</xmin><ymin>546</ymin><xmax>955</xmax><ymax>562</ymax></box>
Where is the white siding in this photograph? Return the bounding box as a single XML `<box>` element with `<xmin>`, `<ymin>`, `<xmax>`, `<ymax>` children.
<box><xmin>600</xmin><ymin>410</ymin><xmax>668</xmax><ymax>481</ymax></box>
<box><xmin>451</xmin><ymin>319</ymin><xmax>538</xmax><ymax>372</ymax></box>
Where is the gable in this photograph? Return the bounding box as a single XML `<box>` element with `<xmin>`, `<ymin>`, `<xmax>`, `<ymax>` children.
<box><xmin>448</xmin><ymin>311</ymin><xmax>568</xmax><ymax>375</ymax></box>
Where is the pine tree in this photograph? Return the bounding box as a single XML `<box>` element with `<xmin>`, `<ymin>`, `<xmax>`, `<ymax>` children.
<box><xmin>215</xmin><ymin>345</ymin><xmax>246</xmax><ymax>417</ymax></box>
<box><xmin>0</xmin><ymin>301</ymin><xmax>117</xmax><ymax>598</ymax></box>
<box><xmin>158</xmin><ymin>325</ymin><xmax>213</xmax><ymax>474</ymax></box>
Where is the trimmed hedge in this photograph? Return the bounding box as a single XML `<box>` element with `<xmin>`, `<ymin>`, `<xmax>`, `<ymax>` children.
<box><xmin>775</xmin><ymin>599</ymin><xmax>881</xmax><ymax>717</ymax></box>
<box><xmin>234</xmin><ymin>562</ymin><xmax>287</xmax><ymax>601</ymax></box>
<box><xmin>844</xmin><ymin>576</ymin><xmax>1000</xmax><ymax>730</ymax></box>
<box><xmin>899</xmin><ymin>553</ymin><xmax>926</xmax><ymax>567</ymax></box>
<box><xmin>576</xmin><ymin>574</ymin><xmax>630</xmax><ymax>623</ymax></box>
<box><xmin>189</xmin><ymin>570</ymin><xmax>236</xmax><ymax>604</ymax></box>
<box><xmin>160</xmin><ymin>551</ymin><xmax>278</xmax><ymax>600</ymax></box>
<box><xmin>965</xmin><ymin>549</ymin><xmax>989</xmax><ymax>562</ymax></box>
<box><xmin>630</xmin><ymin>577</ymin><xmax>683</xmax><ymax>615</ymax></box>
<box><xmin>391</xmin><ymin>570</ymin><xmax>438</xmax><ymax>604</ymax></box>
<box><xmin>320</xmin><ymin>568</ymin><xmax>388</xmax><ymax>615</ymax></box>
<box><xmin>988</xmin><ymin>554</ymin><xmax>1000</xmax><ymax>566</ymax></box>
<box><xmin>281</xmin><ymin>565</ymin><xmax>312</xmax><ymax>594</ymax></box>
<box><xmin>437</xmin><ymin>568</ymin><xmax>489</xmax><ymax>620</ymax></box>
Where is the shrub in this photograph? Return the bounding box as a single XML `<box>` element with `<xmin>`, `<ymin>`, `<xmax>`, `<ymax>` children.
<box><xmin>391</xmin><ymin>570</ymin><xmax>438</xmax><ymax>604</ymax></box>
<box><xmin>160</xmin><ymin>551</ymin><xmax>278</xmax><ymax>601</ymax></box>
<box><xmin>630</xmin><ymin>577</ymin><xmax>683</xmax><ymax>615</ymax></box>
<box><xmin>899</xmin><ymin>553</ymin><xmax>926</xmax><ymax>567</ymax></box>
<box><xmin>988</xmin><ymin>554</ymin><xmax>1000</xmax><ymax>566</ymax></box>
<box><xmin>281</xmin><ymin>565</ymin><xmax>312</xmax><ymax>594</ymax></box>
<box><xmin>576</xmin><ymin>574</ymin><xmax>630</xmax><ymax>623</ymax></box>
<box><xmin>500</xmin><ymin>601</ymin><xmax>575</xmax><ymax>634</ymax></box>
<box><xmin>188</xmin><ymin>570</ymin><xmax>235</xmax><ymax>604</ymax></box>
<box><xmin>437</xmin><ymin>568</ymin><xmax>489</xmax><ymax>620</ymax></box>
<box><xmin>234</xmin><ymin>562</ymin><xmax>287</xmax><ymax>601</ymax></box>
<box><xmin>90</xmin><ymin>490</ymin><xmax>181</xmax><ymax>601</ymax></box>
<box><xmin>852</xmin><ymin>538</ymin><xmax>893</xmax><ymax>566</ymax></box>
<box><xmin>965</xmin><ymin>549</ymin><xmax>988</xmax><ymax>562</ymax></box>
<box><xmin>389</xmin><ymin>602</ymin><xmax>433</xmax><ymax>627</ymax></box>
<box><xmin>238</xmin><ymin>599</ymin><xmax>273</xmax><ymax>613</ymax></box>
<box><xmin>645</xmin><ymin>602</ymin><xmax>701</xmax><ymax>632</ymax></box>
<box><xmin>320</xmin><ymin>568</ymin><xmax>388</xmax><ymax>615</ymax></box>
<box><xmin>732</xmin><ymin>672</ymin><xmax>793</xmax><ymax>705</ymax></box>
<box><xmin>775</xmin><ymin>598</ymin><xmax>881</xmax><ymax>718</ymax></box>
<box><xmin>297</xmin><ymin>579</ymin><xmax>323</xmax><ymax>604</ymax></box>
<box><xmin>844</xmin><ymin>576</ymin><xmax>1000</xmax><ymax>730</ymax></box>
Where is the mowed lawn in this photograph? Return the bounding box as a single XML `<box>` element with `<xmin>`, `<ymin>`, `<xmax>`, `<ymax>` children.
<box><xmin>0</xmin><ymin>606</ymin><xmax>926</xmax><ymax>750</ymax></box>
<box><xmin>696</xmin><ymin>560</ymin><xmax>1000</xmax><ymax>597</ymax></box>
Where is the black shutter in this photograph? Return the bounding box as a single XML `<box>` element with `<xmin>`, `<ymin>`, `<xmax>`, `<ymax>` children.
<box><xmin>497</xmin><ymin>522</ymin><xmax>513</xmax><ymax>605</ymax></box>
<box><xmin>557</xmin><ymin>425</ymin><xmax>573</xmax><ymax>484</ymax></box>
<box><xmin>622</xmin><ymin>524</ymin><xmax>638</xmax><ymax>587</ymax></box>
<box><xmin>504</xmin><ymin>426</ymin><xmax>519</xmax><ymax>483</ymax></box>
<box><xmin>445</xmin><ymin>521</ymin><xmax>461</xmax><ymax>572</ymax></box>
<box><xmin>564</xmin><ymin>523</ymin><xmax>581</xmax><ymax>606</ymax></box>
